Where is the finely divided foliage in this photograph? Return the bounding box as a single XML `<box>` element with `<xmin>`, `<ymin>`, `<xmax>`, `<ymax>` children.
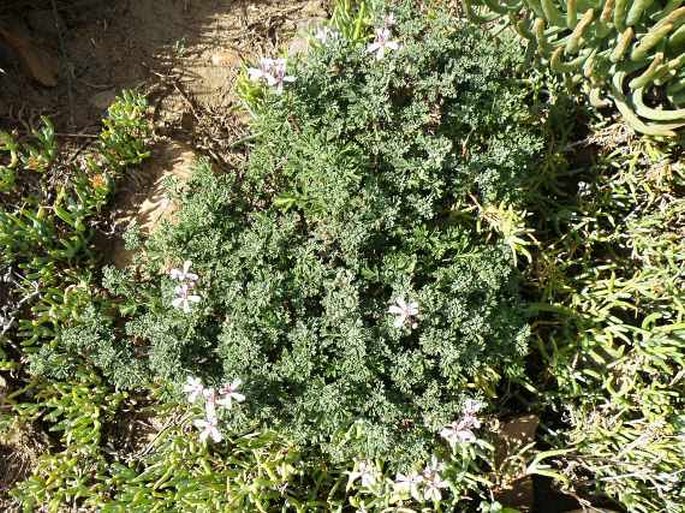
<box><xmin>117</xmin><ymin>2</ymin><xmax>542</xmax><ymax>465</ymax></box>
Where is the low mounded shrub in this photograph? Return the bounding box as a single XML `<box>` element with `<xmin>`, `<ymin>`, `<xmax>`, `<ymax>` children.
<box><xmin>91</xmin><ymin>3</ymin><xmax>546</xmax><ymax>466</ymax></box>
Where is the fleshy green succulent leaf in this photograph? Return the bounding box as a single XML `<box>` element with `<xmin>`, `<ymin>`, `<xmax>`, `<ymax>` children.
<box><xmin>565</xmin><ymin>8</ymin><xmax>595</xmax><ymax>54</ymax></box>
<box><xmin>631</xmin><ymin>23</ymin><xmax>673</xmax><ymax>61</ymax></box>
<box><xmin>626</xmin><ymin>0</ymin><xmax>655</xmax><ymax>27</ymax></box>
<box><xmin>632</xmin><ymin>85</ymin><xmax>685</xmax><ymax>120</ymax></box>
<box><xmin>628</xmin><ymin>52</ymin><xmax>666</xmax><ymax>89</ymax></box>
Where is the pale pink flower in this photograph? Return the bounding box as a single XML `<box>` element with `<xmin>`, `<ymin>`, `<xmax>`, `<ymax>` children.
<box><xmin>183</xmin><ymin>376</ymin><xmax>204</xmax><ymax>403</ymax></box>
<box><xmin>440</xmin><ymin>419</ymin><xmax>478</xmax><ymax>444</ymax></box>
<box><xmin>394</xmin><ymin>471</ymin><xmax>423</xmax><ymax>500</ymax></box>
<box><xmin>172</xmin><ymin>283</ymin><xmax>201</xmax><ymax>313</ymax></box>
<box><xmin>388</xmin><ymin>296</ymin><xmax>419</xmax><ymax>329</ymax></box>
<box><xmin>248</xmin><ymin>57</ymin><xmax>295</xmax><ymax>94</ymax></box>
<box><xmin>169</xmin><ymin>260</ymin><xmax>199</xmax><ymax>282</ymax></box>
<box><xmin>367</xmin><ymin>28</ymin><xmax>400</xmax><ymax>60</ymax></box>
<box><xmin>423</xmin><ymin>472</ymin><xmax>449</xmax><ymax>501</ymax></box>
<box><xmin>270</xmin><ymin>58</ymin><xmax>296</xmax><ymax>94</ymax></box>
<box><xmin>216</xmin><ymin>378</ymin><xmax>246</xmax><ymax>409</ymax></box>
<box><xmin>203</xmin><ymin>387</ymin><xmax>218</xmax><ymax>420</ymax></box>
<box><xmin>348</xmin><ymin>460</ymin><xmax>378</xmax><ymax>488</ymax></box>
<box><xmin>248</xmin><ymin>57</ymin><xmax>276</xmax><ymax>83</ymax></box>
<box><xmin>440</xmin><ymin>399</ymin><xmax>484</xmax><ymax>446</ymax></box>
<box><xmin>194</xmin><ymin>416</ymin><xmax>223</xmax><ymax>443</ymax></box>
<box><xmin>422</xmin><ymin>456</ymin><xmax>448</xmax><ymax>501</ymax></box>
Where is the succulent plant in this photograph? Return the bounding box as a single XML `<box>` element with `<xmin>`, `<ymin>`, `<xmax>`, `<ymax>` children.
<box><xmin>466</xmin><ymin>0</ymin><xmax>685</xmax><ymax>136</ymax></box>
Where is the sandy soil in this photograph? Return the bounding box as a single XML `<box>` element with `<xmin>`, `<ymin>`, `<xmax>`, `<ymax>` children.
<box><xmin>1</xmin><ymin>0</ymin><xmax>325</xmax><ymax>132</ymax></box>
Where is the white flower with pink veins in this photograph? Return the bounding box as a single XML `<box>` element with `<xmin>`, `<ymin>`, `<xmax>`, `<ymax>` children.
<box><xmin>440</xmin><ymin>398</ymin><xmax>485</xmax><ymax>446</ymax></box>
<box><xmin>194</xmin><ymin>415</ymin><xmax>223</xmax><ymax>443</ymax></box>
<box><xmin>421</xmin><ymin>456</ymin><xmax>449</xmax><ymax>502</ymax></box>
<box><xmin>216</xmin><ymin>378</ymin><xmax>246</xmax><ymax>409</ymax></box>
<box><xmin>202</xmin><ymin>387</ymin><xmax>218</xmax><ymax>421</ymax></box>
<box><xmin>388</xmin><ymin>296</ymin><xmax>419</xmax><ymax>329</ymax></box>
<box><xmin>169</xmin><ymin>260</ymin><xmax>199</xmax><ymax>282</ymax></box>
<box><xmin>348</xmin><ymin>460</ymin><xmax>379</xmax><ymax>488</ymax></box>
<box><xmin>394</xmin><ymin>471</ymin><xmax>424</xmax><ymax>500</ymax></box>
<box><xmin>248</xmin><ymin>57</ymin><xmax>295</xmax><ymax>94</ymax></box>
<box><xmin>172</xmin><ymin>283</ymin><xmax>201</xmax><ymax>313</ymax></box>
<box><xmin>183</xmin><ymin>376</ymin><xmax>204</xmax><ymax>403</ymax></box>
<box><xmin>247</xmin><ymin>57</ymin><xmax>276</xmax><ymax>83</ymax></box>
<box><xmin>367</xmin><ymin>27</ymin><xmax>400</xmax><ymax>60</ymax></box>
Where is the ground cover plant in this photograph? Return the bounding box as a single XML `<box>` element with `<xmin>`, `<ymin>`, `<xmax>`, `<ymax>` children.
<box><xmin>0</xmin><ymin>91</ymin><xmax>154</xmax><ymax>510</ymax></box>
<box><xmin>0</xmin><ymin>91</ymin><xmax>150</xmax><ymax>350</ymax></box>
<box><xmin>1</xmin><ymin>0</ymin><xmax>684</xmax><ymax>512</ymax></box>
<box><xmin>99</xmin><ymin>1</ymin><xmax>544</xmax><ymax>468</ymax></box>
<box><xmin>527</xmin><ymin>130</ymin><xmax>685</xmax><ymax>512</ymax></box>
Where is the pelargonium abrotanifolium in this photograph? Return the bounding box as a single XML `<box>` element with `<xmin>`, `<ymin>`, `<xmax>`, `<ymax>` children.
<box><xmin>121</xmin><ymin>2</ymin><xmax>542</xmax><ymax>466</ymax></box>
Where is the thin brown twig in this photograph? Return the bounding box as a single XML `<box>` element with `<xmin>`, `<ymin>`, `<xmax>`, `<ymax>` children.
<box><xmin>54</xmin><ymin>132</ymin><xmax>98</xmax><ymax>138</ymax></box>
<box><xmin>172</xmin><ymin>81</ymin><xmax>201</xmax><ymax>121</ymax></box>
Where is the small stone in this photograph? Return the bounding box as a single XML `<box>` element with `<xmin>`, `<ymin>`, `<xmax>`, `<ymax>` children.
<box><xmin>90</xmin><ymin>89</ymin><xmax>118</xmax><ymax>110</ymax></box>
<box><xmin>0</xmin><ymin>25</ymin><xmax>59</xmax><ymax>87</ymax></box>
<box><xmin>210</xmin><ymin>50</ymin><xmax>239</xmax><ymax>67</ymax></box>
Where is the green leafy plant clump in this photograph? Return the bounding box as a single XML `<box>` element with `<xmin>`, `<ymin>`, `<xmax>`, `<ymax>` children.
<box><xmin>0</xmin><ymin>91</ymin><xmax>151</xmax><ymax>350</ymax></box>
<box><xmin>0</xmin><ymin>90</ymin><xmax>154</xmax><ymax>512</ymax></box>
<box><xmin>109</xmin><ymin>3</ymin><xmax>547</xmax><ymax>466</ymax></box>
<box><xmin>529</xmin><ymin>136</ymin><xmax>685</xmax><ymax>513</ymax></box>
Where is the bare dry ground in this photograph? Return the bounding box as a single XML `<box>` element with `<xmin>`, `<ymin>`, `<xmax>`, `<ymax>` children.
<box><xmin>1</xmin><ymin>0</ymin><xmax>325</xmax><ymax>131</ymax></box>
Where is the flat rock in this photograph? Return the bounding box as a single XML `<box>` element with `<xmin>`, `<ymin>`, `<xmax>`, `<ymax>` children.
<box><xmin>110</xmin><ymin>141</ymin><xmax>197</xmax><ymax>268</ymax></box>
<box><xmin>0</xmin><ymin>24</ymin><xmax>58</xmax><ymax>87</ymax></box>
